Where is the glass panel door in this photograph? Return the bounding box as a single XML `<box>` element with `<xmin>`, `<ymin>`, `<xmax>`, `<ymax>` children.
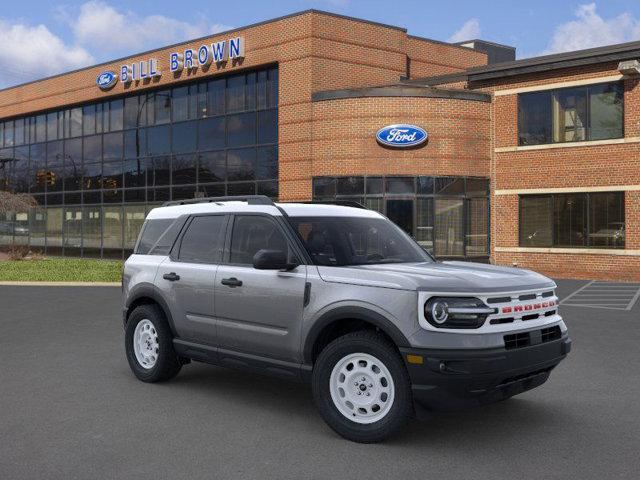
<box><xmin>435</xmin><ymin>198</ymin><xmax>464</xmax><ymax>256</ymax></box>
<box><xmin>386</xmin><ymin>199</ymin><xmax>413</xmax><ymax>236</ymax></box>
<box><xmin>466</xmin><ymin>198</ymin><xmax>488</xmax><ymax>256</ymax></box>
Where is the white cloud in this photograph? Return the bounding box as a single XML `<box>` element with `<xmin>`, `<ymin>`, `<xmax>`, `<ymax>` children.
<box><xmin>71</xmin><ymin>1</ymin><xmax>232</xmax><ymax>55</ymax></box>
<box><xmin>448</xmin><ymin>18</ymin><xmax>481</xmax><ymax>43</ymax></box>
<box><xmin>542</xmin><ymin>3</ymin><xmax>640</xmax><ymax>54</ymax></box>
<box><xmin>0</xmin><ymin>1</ymin><xmax>234</xmax><ymax>87</ymax></box>
<box><xmin>0</xmin><ymin>20</ymin><xmax>93</xmax><ymax>88</ymax></box>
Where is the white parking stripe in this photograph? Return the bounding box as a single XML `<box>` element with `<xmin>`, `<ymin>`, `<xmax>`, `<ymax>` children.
<box><xmin>560</xmin><ymin>281</ymin><xmax>594</xmax><ymax>304</ymax></box>
<box><xmin>560</xmin><ymin>281</ymin><xmax>640</xmax><ymax>310</ymax></box>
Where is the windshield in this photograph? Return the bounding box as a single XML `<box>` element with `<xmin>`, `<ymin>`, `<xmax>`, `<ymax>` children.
<box><xmin>290</xmin><ymin>216</ymin><xmax>433</xmax><ymax>266</ymax></box>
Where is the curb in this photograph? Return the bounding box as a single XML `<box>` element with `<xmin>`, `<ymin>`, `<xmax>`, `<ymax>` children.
<box><xmin>0</xmin><ymin>281</ymin><xmax>121</xmax><ymax>287</ymax></box>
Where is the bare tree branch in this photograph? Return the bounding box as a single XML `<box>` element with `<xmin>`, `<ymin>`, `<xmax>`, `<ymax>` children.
<box><xmin>0</xmin><ymin>191</ymin><xmax>37</xmax><ymax>214</ymax></box>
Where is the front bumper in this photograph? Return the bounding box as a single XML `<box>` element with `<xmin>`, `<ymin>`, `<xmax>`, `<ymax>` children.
<box><xmin>400</xmin><ymin>334</ymin><xmax>571</xmax><ymax>411</ymax></box>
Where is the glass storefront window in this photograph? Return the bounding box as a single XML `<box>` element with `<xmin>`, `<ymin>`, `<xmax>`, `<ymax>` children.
<box><xmin>63</xmin><ymin>206</ymin><xmax>83</xmax><ymax>255</ymax></box>
<box><xmin>103</xmin><ymin>206</ymin><xmax>123</xmax><ymax>257</ymax></box>
<box><xmin>519</xmin><ymin>82</ymin><xmax>623</xmax><ymax>145</ymax></box>
<box><xmin>386</xmin><ymin>177</ymin><xmax>414</xmax><ymax>195</ymax></box>
<box><xmin>466</xmin><ymin>197</ymin><xmax>488</xmax><ymax>256</ymax></box>
<box><xmin>0</xmin><ymin>66</ymin><xmax>278</xmax><ymax>258</ymax></box>
<box><xmin>416</xmin><ymin>198</ymin><xmax>433</xmax><ymax>252</ymax></box>
<box><xmin>83</xmin><ymin>206</ymin><xmax>102</xmax><ymax>256</ymax></box>
<box><xmin>313</xmin><ymin>175</ymin><xmax>489</xmax><ymax>259</ymax></box>
<box><xmin>435</xmin><ymin>198</ymin><xmax>464</xmax><ymax>257</ymax></box>
<box><xmin>520</xmin><ymin>192</ymin><xmax>624</xmax><ymax>249</ymax></box>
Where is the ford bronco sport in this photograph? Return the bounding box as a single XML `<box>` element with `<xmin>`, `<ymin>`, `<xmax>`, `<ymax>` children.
<box><xmin>122</xmin><ymin>195</ymin><xmax>571</xmax><ymax>443</ymax></box>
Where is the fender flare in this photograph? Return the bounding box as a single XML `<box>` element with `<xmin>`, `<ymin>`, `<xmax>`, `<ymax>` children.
<box><xmin>302</xmin><ymin>305</ymin><xmax>411</xmax><ymax>364</ymax></box>
<box><xmin>125</xmin><ymin>283</ymin><xmax>177</xmax><ymax>336</ymax></box>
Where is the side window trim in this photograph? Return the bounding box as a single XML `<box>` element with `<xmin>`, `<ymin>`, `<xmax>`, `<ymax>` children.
<box><xmin>222</xmin><ymin>213</ymin><xmax>306</xmax><ymax>267</ymax></box>
<box><xmin>170</xmin><ymin>213</ymin><xmax>230</xmax><ymax>264</ymax></box>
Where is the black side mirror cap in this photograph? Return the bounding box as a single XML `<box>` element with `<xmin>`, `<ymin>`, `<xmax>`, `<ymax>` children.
<box><xmin>252</xmin><ymin>249</ymin><xmax>297</xmax><ymax>270</ymax></box>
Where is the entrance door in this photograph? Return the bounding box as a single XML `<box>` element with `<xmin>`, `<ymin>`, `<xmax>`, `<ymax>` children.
<box><xmin>386</xmin><ymin>199</ymin><xmax>414</xmax><ymax>236</ymax></box>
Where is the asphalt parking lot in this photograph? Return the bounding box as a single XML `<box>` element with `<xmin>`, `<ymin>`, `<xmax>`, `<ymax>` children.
<box><xmin>0</xmin><ymin>280</ymin><xmax>638</xmax><ymax>480</ymax></box>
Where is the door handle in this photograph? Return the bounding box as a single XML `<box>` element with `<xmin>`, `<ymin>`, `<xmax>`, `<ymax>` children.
<box><xmin>221</xmin><ymin>277</ymin><xmax>243</xmax><ymax>287</ymax></box>
<box><xmin>163</xmin><ymin>272</ymin><xmax>181</xmax><ymax>281</ymax></box>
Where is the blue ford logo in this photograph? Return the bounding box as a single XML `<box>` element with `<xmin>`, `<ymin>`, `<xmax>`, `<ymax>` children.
<box><xmin>376</xmin><ymin>124</ymin><xmax>428</xmax><ymax>148</ymax></box>
<box><xmin>96</xmin><ymin>71</ymin><xmax>118</xmax><ymax>90</ymax></box>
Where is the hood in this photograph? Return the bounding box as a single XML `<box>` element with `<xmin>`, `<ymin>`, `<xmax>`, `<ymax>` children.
<box><xmin>316</xmin><ymin>261</ymin><xmax>555</xmax><ymax>293</ymax></box>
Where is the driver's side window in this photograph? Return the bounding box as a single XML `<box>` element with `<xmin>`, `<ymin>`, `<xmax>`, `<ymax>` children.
<box><xmin>228</xmin><ymin>215</ymin><xmax>291</xmax><ymax>265</ymax></box>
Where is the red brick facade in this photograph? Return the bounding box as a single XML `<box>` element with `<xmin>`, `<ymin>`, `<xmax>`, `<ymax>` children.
<box><xmin>478</xmin><ymin>64</ymin><xmax>640</xmax><ymax>280</ymax></box>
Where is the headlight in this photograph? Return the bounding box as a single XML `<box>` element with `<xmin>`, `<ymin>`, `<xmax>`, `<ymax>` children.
<box><xmin>424</xmin><ymin>297</ymin><xmax>494</xmax><ymax>329</ymax></box>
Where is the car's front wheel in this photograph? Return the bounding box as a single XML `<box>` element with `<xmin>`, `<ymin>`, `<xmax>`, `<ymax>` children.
<box><xmin>125</xmin><ymin>304</ymin><xmax>182</xmax><ymax>383</ymax></box>
<box><xmin>312</xmin><ymin>331</ymin><xmax>413</xmax><ymax>443</ymax></box>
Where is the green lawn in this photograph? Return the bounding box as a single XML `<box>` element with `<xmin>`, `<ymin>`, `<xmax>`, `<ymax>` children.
<box><xmin>0</xmin><ymin>258</ymin><xmax>123</xmax><ymax>282</ymax></box>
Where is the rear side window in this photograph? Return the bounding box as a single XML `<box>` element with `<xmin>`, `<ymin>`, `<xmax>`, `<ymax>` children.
<box><xmin>135</xmin><ymin>219</ymin><xmax>174</xmax><ymax>254</ymax></box>
<box><xmin>178</xmin><ymin>215</ymin><xmax>227</xmax><ymax>264</ymax></box>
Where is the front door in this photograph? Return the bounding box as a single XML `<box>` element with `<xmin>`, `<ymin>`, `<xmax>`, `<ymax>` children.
<box><xmin>214</xmin><ymin>214</ymin><xmax>307</xmax><ymax>362</ymax></box>
<box><xmin>386</xmin><ymin>199</ymin><xmax>414</xmax><ymax>236</ymax></box>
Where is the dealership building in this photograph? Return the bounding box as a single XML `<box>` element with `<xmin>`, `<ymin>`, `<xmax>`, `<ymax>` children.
<box><xmin>0</xmin><ymin>10</ymin><xmax>638</xmax><ymax>280</ymax></box>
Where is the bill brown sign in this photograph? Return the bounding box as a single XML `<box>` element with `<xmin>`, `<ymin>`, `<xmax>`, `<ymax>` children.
<box><xmin>97</xmin><ymin>36</ymin><xmax>245</xmax><ymax>89</ymax></box>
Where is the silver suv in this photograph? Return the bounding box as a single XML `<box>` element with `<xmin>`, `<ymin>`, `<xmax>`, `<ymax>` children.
<box><xmin>122</xmin><ymin>195</ymin><xmax>571</xmax><ymax>442</ymax></box>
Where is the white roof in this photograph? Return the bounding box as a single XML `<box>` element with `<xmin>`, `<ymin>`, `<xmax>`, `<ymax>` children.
<box><xmin>145</xmin><ymin>201</ymin><xmax>382</xmax><ymax>220</ymax></box>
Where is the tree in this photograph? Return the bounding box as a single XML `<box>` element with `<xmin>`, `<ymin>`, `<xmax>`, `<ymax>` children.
<box><xmin>0</xmin><ymin>191</ymin><xmax>37</xmax><ymax>214</ymax></box>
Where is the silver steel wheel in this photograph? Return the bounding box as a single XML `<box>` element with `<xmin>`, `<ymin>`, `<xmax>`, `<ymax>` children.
<box><xmin>133</xmin><ymin>319</ymin><xmax>159</xmax><ymax>369</ymax></box>
<box><xmin>329</xmin><ymin>352</ymin><xmax>395</xmax><ymax>424</ymax></box>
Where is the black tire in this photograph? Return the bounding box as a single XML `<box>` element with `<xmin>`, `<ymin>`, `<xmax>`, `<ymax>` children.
<box><xmin>312</xmin><ymin>330</ymin><xmax>413</xmax><ymax>443</ymax></box>
<box><xmin>125</xmin><ymin>304</ymin><xmax>182</xmax><ymax>383</ymax></box>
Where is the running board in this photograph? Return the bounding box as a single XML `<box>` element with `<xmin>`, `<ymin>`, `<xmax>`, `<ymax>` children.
<box><xmin>173</xmin><ymin>339</ymin><xmax>312</xmax><ymax>383</ymax></box>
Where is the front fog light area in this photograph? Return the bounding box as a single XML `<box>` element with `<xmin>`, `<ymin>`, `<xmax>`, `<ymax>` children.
<box><xmin>424</xmin><ymin>297</ymin><xmax>494</xmax><ymax>329</ymax></box>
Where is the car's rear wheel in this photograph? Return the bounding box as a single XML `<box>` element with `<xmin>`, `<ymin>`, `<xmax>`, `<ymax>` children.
<box><xmin>312</xmin><ymin>331</ymin><xmax>413</xmax><ymax>443</ymax></box>
<box><xmin>125</xmin><ymin>304</ymin><xmax>182</xmax><ymax>383</ymax></box>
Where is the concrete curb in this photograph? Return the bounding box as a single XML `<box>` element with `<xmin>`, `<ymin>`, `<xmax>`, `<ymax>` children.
<box><xmin>0</xmin><ymin>281</ymin><xmax>121</xmax><ymax>287</ymax></box>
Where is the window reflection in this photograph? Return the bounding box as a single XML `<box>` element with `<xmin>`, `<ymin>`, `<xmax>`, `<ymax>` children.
<box><xmin>0</xmin><ymin>67</ymin><xmax>279</xmax><ymax>257</ymax></box>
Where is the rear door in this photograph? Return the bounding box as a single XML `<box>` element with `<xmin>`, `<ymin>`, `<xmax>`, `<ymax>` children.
<box><xmin>157</xmin><ymin>214</ymin><xmax>229</xmax><ymax>346</ymax></box>
<box><xmin>214</xmin><ymin>214</ymin><xmax>307</xmax><ymax>362</ymax></box>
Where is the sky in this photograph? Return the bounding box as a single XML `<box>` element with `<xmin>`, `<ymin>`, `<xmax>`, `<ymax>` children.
<box><xmin>2</xmin><ymin>0</ymin><xmax>640</xmax><ymax>88</ymax></box>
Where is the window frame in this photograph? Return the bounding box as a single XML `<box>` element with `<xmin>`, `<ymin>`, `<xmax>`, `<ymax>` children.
<box><xmin>518</xmin><ymin>192</ymin><xmax>625</xmax><ymax>249</ymax></box>
<box><xmin>222</xmin><ymin>213</ymin><xmax>306</xmax><ymax>267</ymax></box>
<box><xmin>517</xmin><ymin>81</ymin><xmax>624</xmax><ymax>146</ymax></box>
<box><xmin>172</xmin><ymin>213</ymin><xmax>229</xmax><ymax>264</ymax></box>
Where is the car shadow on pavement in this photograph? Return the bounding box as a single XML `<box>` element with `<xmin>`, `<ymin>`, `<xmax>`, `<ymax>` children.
<box><xmin>127</xmin><ymin>361</ymin><xmax>576</xmax><ymax>445</ymax></box>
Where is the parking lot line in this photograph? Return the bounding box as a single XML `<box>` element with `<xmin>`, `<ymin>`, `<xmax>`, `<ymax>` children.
<box><xmin>560</xmin><ymin>280</ymin><xmax>640</xmax><ymax>310</ymax></box>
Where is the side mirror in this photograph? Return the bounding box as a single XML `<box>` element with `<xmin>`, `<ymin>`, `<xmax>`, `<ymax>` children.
<box><xmin>252</xmin><ymin>249</ymin><xmax>297</xmax><ymax>270</ymax></box>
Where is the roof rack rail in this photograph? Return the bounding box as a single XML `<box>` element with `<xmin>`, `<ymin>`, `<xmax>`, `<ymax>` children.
<box><xmin>293</xmin><ymin>200</ymin><xmax>368</xmax><ymax>209</ymax></box>
<box><xmin>162</xmin><ymin>195</ymin><xmax>275</xmax><ymax>207</ymax></box>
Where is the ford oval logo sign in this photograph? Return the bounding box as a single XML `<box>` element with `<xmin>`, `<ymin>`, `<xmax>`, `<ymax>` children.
<box><xmin>376</xmin><ymin>124</ymin><xmax>428</xmax><ymax>148</ymax></box>
<box><xmin>96</xmin><ymin>71</ymin><xmax>118</xmax><ymax>90</ymax></box>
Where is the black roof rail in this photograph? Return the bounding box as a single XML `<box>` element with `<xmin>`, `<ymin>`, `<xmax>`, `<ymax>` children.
<box><xmin>292</xmin><ymin>200</ymin><xmax>368</xmax><ymax>209</ymax></box>
<box><xmin>162</xmin><ymin>195</ymin><xmax>275</xmax><ymax>207</ymax></box>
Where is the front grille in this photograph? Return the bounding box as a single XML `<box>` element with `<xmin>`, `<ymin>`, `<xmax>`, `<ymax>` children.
<box><xmin>541</xmin><ymin>291</ymin><xmax>554</xmax><ymax>298</ymax></box>
<box><xmin>541</xmin><ymin>326</ymin><xmax>562</xmax><ymax>342</ymax></box>
<box><xmin>487</xmin><ymin>296</ymin><xmax>512</xmax><ymax>304</ymax></box>
<box><xmin>490</xmin><ymin>317</ymin><xmax>514</xmax><ymax>325</ymax></box>
<box><xmin>522</xmin><ymin>313</ymin><xmax>539</xmax><ymax>321</ymax></box>
<box><xmin>519</xmin><ymin>293</ymin><xmax>537</xmax><ymax>301</ymax></box>
<box><xmin>504</xmin><ymin>332</ymin><xmax>531</xmax><ymax>350</ymax></box>
<box><xmin>504</xmin><ymin>325</ymin><xmax>563</xmax><ymax>350</ymax></box>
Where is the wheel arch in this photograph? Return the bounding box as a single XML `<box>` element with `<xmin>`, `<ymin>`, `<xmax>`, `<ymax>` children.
<box><xmin>125</xmin><ymin>284</ymin><xmax>177</xmax><ymax>336</ymax></box>
<box><xmin>303</xmin><ymin>306</ymin><xmax>410</xmax><ymax>364</ymax></box>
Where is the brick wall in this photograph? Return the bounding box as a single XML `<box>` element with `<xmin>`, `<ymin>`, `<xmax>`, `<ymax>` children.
<box><xmin>406</xmin><ymin>37</ymin><xmax>487</xmax><ymax>79</ymax></box>
<box><xmin>482</xmin><ymin>63</ymin><xmax>640</xmax><ymax>281</ymax></box>
<box><xmin>308</xmin><ymin>95</ymin><xmax>491</xmax><ymax>190</ymax></box>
